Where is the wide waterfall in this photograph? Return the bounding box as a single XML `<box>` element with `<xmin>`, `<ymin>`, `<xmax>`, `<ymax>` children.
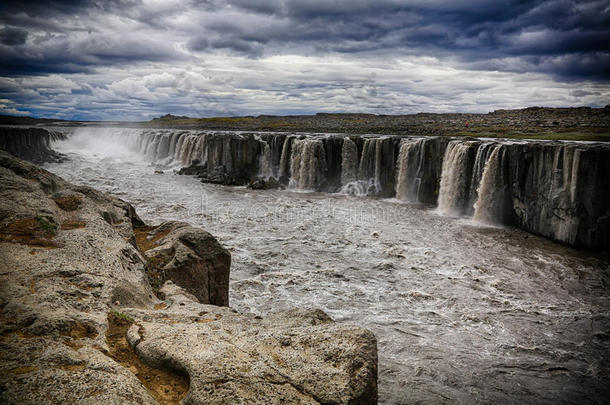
<box><xmin>59</xmin><ymin>127</ymin><xmax>609</xmax><ymax>250</ymax></box>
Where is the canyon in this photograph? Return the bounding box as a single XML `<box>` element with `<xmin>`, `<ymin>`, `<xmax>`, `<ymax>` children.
<box><xmin>1</xmin><ymin>125</ymin><xmax>609</xmax><ymax>404</ymax></box>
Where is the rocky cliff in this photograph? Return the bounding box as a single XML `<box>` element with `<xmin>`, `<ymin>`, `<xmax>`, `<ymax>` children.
<box><xmin>0</xmin><ymin>150</ymin><xmax>378</xmax><ymax>404</ymax></box>
<box><xmin>0</xmin><ymin>127</ymin><xmax>66</xmax><ymax>163</ymax></box>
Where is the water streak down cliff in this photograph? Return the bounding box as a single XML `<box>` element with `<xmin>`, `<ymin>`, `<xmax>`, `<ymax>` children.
<box><xmin>75</xmin><ymin>129</ymin><xmax>610</xmax><ymax>250</ymax></box>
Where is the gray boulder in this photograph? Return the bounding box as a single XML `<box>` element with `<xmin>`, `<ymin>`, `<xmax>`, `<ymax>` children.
<box><xmin>135</xmin><ymin>221</ymin><xmax>231</xmax><ymax>306</ymax></box>
<box><xmin>128</xmin><ymin>282</ymin><xmax>378</xmax><ymax>405</ymax></box>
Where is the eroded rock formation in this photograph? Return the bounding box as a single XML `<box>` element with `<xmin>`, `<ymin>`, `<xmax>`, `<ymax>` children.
<box><xmin>134</xmin><ymin>221</ymin><xmax>230</xmax><ymax>306</ymax></box>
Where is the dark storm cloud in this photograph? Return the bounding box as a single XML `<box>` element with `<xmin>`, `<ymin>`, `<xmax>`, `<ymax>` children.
<box><xmin>0</xmin><ymin>27</ymin><xmax>28</xmax><ymax>45</ymax></box>
<box><xmin>1</xmin><ymin>0</ymin><xmax>609</xmax><ymax>80</ymax></box>
<box><xmin>183</xmin><ymin>0</ymin><xmax>610</xmax><ymax>79</ymax></box>
<box><xmin>1</xmin><ymin>0</ymin><xmax>609</xmax><ymax>120</ymax></box>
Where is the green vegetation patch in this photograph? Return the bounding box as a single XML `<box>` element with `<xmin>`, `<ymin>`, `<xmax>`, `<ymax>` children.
<box><xmin>38</xmin><ymin>218</ymin><xmax>58</xmax><ymax>236</ymax></box>
<box><xmin>109</xmin><ymin>310</ymin><xmax>135</xmax><ymax>323</ymax></box>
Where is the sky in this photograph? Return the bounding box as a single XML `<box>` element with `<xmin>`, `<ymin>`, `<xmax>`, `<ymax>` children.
<box><xmin>0</xmin><ymin>0</ymin><xmax>609</xmax><ymax>121</ymax></box>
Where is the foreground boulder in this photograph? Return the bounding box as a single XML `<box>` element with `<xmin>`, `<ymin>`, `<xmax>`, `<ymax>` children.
<box><xmin>0</xmin><ymin>150</ymin><xmax>378</xmax><ymax>404</ymax></box>
<box><xmin>134</xmin><ymin>221</ymin><xmax>230</xmax><ymax>306</ymax></box>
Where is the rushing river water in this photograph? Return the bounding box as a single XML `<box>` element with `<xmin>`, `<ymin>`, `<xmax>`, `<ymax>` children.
<box><xmin>45</xmin><ymin>128</ymin><xmax>609</xmax><ymax>404</ymax></box>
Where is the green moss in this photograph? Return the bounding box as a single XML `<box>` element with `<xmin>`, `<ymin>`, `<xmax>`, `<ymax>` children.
<box><xmin>110</xmin><ymin>310</ymin><xmax>135</xmax><ymax>323</ymax></box>
<box><xmin>38</xmin><ymin>218</ymin><xmax>58</xmax><ymax>236</ymax></box>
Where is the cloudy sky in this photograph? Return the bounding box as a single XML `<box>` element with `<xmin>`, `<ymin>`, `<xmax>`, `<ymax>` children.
<box><xmin>0</xmin><ymin>0</ymin><xmax>609</xmax><ymax>120</ymax></box>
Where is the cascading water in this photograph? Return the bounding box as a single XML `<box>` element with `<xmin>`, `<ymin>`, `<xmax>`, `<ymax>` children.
<box><xmin>467</xmin><ymin>142</ymin><xmax>497</xmax><ymax>214</ymax></box>
<box><xmin>341</xmin><ymin>137</ymin><xmax>395</xmax><ymax>196</ymax></box>
<box><xmin>473</xmin><ymin>145</ymin><xmax>510</xmax><ymax>224</ymax></box>
<box><xmin>356</xmin><ymin>138</ymin><xmax>382</xmax><ymax>195</ymax></box>
<box><xmin>395</xmin><ymin>138</ymin><xmax>426</xmax><ymax>202</ymax></box>
<box><xmin>278</xmin><ymin>136</ymin><xmax>295</xmax><ymax>181</ymax></box>
<box><xmin>437</xmin><ymin>141</ymin><xmax>475</xmax><ymax>216</ymax></box>
<box><xmin>288</xmin><ymin>138</ymin><xmax>327</xmax><ymax>190</ymax></box>
<box><xmin>257</xmin><ymin>137</ymin><xmax>272</xmax><ymax>179</ymax></box>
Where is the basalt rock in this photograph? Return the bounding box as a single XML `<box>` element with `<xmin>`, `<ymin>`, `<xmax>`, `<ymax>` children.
<box><xmin>504</xmin><ymin>142</ymin><xmax>610</xmax><ymax>250</ymax></box>
<box><xmin>0</xmin><ymin>127</ymin><xmax>66</xmax><ymax>163</ymax></box>
<box><xmin>248</xmin><ymin>176</ymin><xmax>282</xmax><ymax>190</ymax></box>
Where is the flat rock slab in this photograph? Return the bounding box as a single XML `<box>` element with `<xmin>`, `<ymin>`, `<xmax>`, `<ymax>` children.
<box><xmin>127</xmin><ymin>282</ymin><xmax>378</xmax><ymax>405</ymax></box>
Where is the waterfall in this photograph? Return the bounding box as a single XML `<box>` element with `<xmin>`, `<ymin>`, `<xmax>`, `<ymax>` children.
<box><xmin>467</xmin><ymin>142</ymin><xmax>496</xmax><ymax>213</ymax></box>
<box><xmin>199</xmin><ymin>134</ymin><xmax>209</xmax><ymax>167</ymax></box>
<box><xmin>289</xmin><ymin>138</ymin><xmax>327</xmax><ymax>190</ymax></box>
<box><xmin>340</xmin><ymin>137</ymin><xmax>391</xmax><ymax>196</ymax></box>
<box><xmin>145</xmin><ymin>136</ymin><xmax>160</xmax><ymax>161</ymax></box>
<box><xmin>395</xmin><ymin>138</ymin><xmax>425</xmax><ymax>202</ymax></box>
<box><xmin>279</xmin><ymin>136</ymin><xmax>295</xmax><ymax>181</ymax></box>
<box><xmin>190</xmin><ymin>134</ymin><xmax>205</xmax><ymax>164</ymax></box>
<box><xmin>437</xmin><ymin>141</ymin><xmax>474</xmax><ymax>216</ymax></box>
<box><xmin>156</xmin><ymin>134</ymin><xmax>171</xmax><ymax>161</ymax></box>
<box><xmin>357</xmin><ymin>138</ymin><xmax>379</xmax><ymax>193</ymax></box>
<box><xmin>473</xmin><ymin>145</ymin><xmax>509</xmax><ymax>224</ymax></box>
<box><xmin>257</xmin><ymin>138</ymin><xmax>272</xmax><ymax>178</ymax></box>
<box><xmin>178</xmin><ymin>135</ymin><xmax>197</xmax><ymax>165</ymax></box>
<box><xmin>167</xmin><ymin>132</ymin><xmax>180</xmax><ymax>159</ymax></box>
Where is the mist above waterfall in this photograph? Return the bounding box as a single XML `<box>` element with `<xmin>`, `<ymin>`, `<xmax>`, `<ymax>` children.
<box><xmin>54</xmin><ymin>127</ymin><xmax>142</xmax><ymax>160</ymax></box>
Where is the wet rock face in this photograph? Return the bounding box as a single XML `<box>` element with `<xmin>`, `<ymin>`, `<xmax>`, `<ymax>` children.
<box><xmin>0</xmin><ymin>127</ymin><xmax>66</xmax><ymax>163</ymax></box>
<box><xmin>0</xmin><ymin>151</ymin><xmax>379</xmax><ymax>404</ymax></box>
<box><xmin>135</xmin><ymin>221</ymin><xmax>231</xmax><ymax>306</ymax></box>
<box><xmin>505</xmin><ymin>143</ymin><xmax>610</xmax><ymax>250</ymax></box>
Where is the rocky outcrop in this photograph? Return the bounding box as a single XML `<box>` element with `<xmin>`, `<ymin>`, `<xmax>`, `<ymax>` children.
<box><xmin>0</xmin><ymin>150</ymin><xmax>378</xmax><ymax>404</ymax></box>
<box><xmin>0</xmin><ymin>127</ymin><xmax>66</xmax><ymax>163</ymax></box>
<box><xmin>134</xmin><ymin>221</ymin><xmax>231</xmax><ymax>306</ymax></box>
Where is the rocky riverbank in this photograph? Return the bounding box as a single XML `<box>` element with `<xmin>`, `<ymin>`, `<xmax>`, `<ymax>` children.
<box><xmin>0</xmin><ymin>150</ymin><xmax>378</xmax><ymax>404</ymax></box>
